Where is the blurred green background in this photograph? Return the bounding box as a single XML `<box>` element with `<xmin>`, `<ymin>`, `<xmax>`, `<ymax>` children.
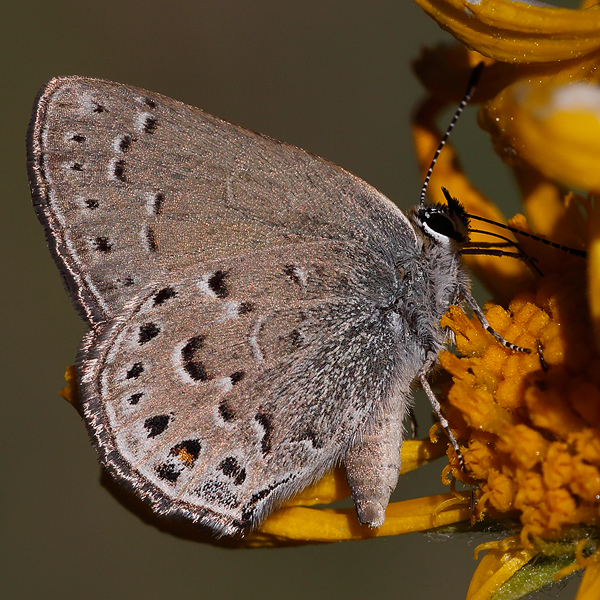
<box><xmin>3</xmin><ymin>1</ymin><xmax>582</xmax><ymax>599</ymax></box>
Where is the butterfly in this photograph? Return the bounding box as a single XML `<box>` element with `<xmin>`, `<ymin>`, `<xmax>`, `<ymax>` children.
<box><xmin>26</xmin><ymin>71</ymin><xmax>520</xmax><ymax>537</ymax></box>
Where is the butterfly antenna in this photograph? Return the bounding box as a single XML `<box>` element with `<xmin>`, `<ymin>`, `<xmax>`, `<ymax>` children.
<box><xmin>419</xmin><ymin>62</ymin><xmax>485</xmax><ymax>207</ymax></box>
<box><xmin>464</xmin><ymin>212</ymin><xmax>587</xmax><ymax>258</ymax></box>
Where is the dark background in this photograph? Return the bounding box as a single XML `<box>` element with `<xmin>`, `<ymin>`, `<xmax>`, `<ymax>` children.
<box><xmin>3</xmin><ymin>1</ymin><xmax>581</xmax><ymax>599</ymax></box>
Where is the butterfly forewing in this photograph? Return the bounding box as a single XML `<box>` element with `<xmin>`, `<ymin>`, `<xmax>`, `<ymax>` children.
<box><xmin>27</xmin><ymin>77</ymin><xmax>416</xmax><ymax>326</ymax></box>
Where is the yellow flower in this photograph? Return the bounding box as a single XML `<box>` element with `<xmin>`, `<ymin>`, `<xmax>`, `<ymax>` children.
<box><xmin>413</xmin><ymin>0</ymin><xmax>600</xmax><ymax>63</ymax></box>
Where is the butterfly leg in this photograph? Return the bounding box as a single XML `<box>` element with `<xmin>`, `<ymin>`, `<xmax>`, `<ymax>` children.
<box><xmin>419</xmin><ymin>368</ymin><xmax>465</xmax><ymax>472</ymax></box>
<box><xmin>344</xmin><ymin>398</ymin><xmax>405</xmax><ymax>528</ymax></box>
<box><xmin>461</xmin><ymin>291</ymin><xmax>531</xmax><ymax>354</ymax></box>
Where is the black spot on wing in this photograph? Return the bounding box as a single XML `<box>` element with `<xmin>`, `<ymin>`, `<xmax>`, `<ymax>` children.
<box><xmin>92</xmin><ymin>102</ymin><xmax>106</xmax><ymax>113</ymax></box>
<box><xmin>114</xmin><ymin>159</ymin><xmax>126</xmax><ymax>182</ymax></box>
<box><xmin>144</xmin><ymin>414</ymin><xmax>171</xmax><ymax>438</ymax></box>
<box><xmin>181</xmin><ymin>335</ymin><xmax>209</xmax><ymax>382</ymax></box>
<box><xmin>144</xmin><ymin>97</ymin><xmax>157</xmax><ymax>108</ymax></box>
<box><xmin>170</xmin><ymin>439</ymin><xmax>202</xmax><ymax>465</ymax></box>
<box><xmin>126</xmin><ymin>362</ymin><xmax>144</xmax><ymax>379</ymax></box>
<box><xmin>85</xmin><ymin>198</ymin><xmax>99</xmax><ymax>209</ymax></box>
<box><xmin>288</xmin><ymin>329</ymin><xmax>302</xmax><ymax>348</ymax></box>
<box><xmin>144</xmin><ymin>115</ymin><xmax>158</xmax><ymax>133</ymax></box>
<box><xmin>138</xmin><ymin>322</ymin><xmax>160</xmax><ymax>345</ymax></box>
<box><xmin>230</xmin><ymin>371</ymin><xmax>245</xmax><ymax>384</ymax></box>
<box><xmin>156</xmin><ymin>462</ymin><xmax>181</xmax><ymax>483</ymax></box>
<box><xmin>119</xmin><ymin>134</ymin><xmax>133</xmax><ymax>152</ymax></box>
<box><xmin>255</xmin><ymin>410</ymin><xmax>274</xmax><ymax>455</ymax></box>
<box><xmin>94</xmin><ymin>236</ymin><xmax>112</xmax><ymax>252</ymax></box>
<box><xmin>218</xmin><ymin>457</ymin><xmax>239</xmax><ymax>476</ymax></box>
<box><xmin>153</xmin><ymin>192</ymin><xmax>165</xmax><ymax>215</ymax></box>
<box><xmin>219</xmin><ymin>457</ymin><xmax>247</xmax><ymax>486</ymax></box>
<box><xmin>155</xmin><ymin>439</ymin><xmax>202</xmax><ymax>484</ymax></box>
<box><xmin>153</xmin><ymin>286</ymin><xmax>177</xmax><ymax>306</ymax></box>
<box><xmin>71</xmin><ymin>134</ymin><xmax>86</xmax><ymax>143</ymax></box>
<box><xmin>71</xmin><ymin>162</ymin><xmax>84</xmax><ymax>172</ymax></box>
<box><xmin>182</xmin><ymin>335</ymin><xmax>204</xmax><ymax>360</ymax></box>
<box><xmin>208</xmin><ymin>270</ymin><xmax>228</xmax><ymax>298</ymax></box>
<box><xmin>284</xmin><ymin>265</ymin><xmax>301</xmax><ymax>284</ymax></box>
<box><xmin>128</xmin><ymin>392</ymin><xmax>143</xmax><ymax>405</ymax></box>
<box><xmin>184</xmin><ymin>361</ymin><xmax>208</xmax><ymax>382</ymax></box>
<box><xmin>219</xmin><ymin>401</ymin><xmax>235</xmax><ymax>422</ymax></box>
<box><xmin>238</xmin><ymin>301</ymin><xmax>254</xmax><ymax>315</ymax></box>
<box><xmin>146</xmin><ymin>225</ymin><xmax>157</xmax><ymax>252</ymax></box>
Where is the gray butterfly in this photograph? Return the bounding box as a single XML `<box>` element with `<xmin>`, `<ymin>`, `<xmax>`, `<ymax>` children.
<box><xmin>27</xmin><ymin>76</ymin><xmax>513</xmax><ymax>537</ymax></box>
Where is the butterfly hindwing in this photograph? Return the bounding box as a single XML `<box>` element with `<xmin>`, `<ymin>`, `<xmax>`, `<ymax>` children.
<box><xmin>79</xmin><ymin>241</ymin><xmax>406</xmax><ymax>535</ymax></box>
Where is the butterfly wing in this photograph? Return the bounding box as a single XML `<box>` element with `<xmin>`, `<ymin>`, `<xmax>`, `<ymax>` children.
<box><xmin>80</xmin><ymin>241</ymin><xmax>408</xmax><ymax>536</ymax></box>
<box><xmin>27</xmin><ymin>77</ymin><xmax>416</xmax><ymax>326</ymax></box>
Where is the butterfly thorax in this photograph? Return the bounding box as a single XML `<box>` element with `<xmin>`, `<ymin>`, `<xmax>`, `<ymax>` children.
<box><xmin>401</xmin><ymin>199</ymin><xmax>471</xmax><ymax>359</ymax></box>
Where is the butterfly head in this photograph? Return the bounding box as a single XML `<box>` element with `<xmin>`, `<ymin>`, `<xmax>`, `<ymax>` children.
<box><xmin>411</xmin><ymin>188</ymin><xmax>470</xmax><ymax>248</ymax></box>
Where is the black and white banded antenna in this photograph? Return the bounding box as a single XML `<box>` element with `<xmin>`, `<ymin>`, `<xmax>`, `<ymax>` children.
<box><xmin>418</xmin><ymin>61</ymin><xmax>587</xmax><ymax>263</ymax></box>
<box><xmin>463</xmin><ymin>211</ymin><xmax>588</xmax><ymax>259</ymax></box>
<box><xmin>419</xmin><ymin>62</ymin><xmax>484</xmax><ymax>207</ymax></box>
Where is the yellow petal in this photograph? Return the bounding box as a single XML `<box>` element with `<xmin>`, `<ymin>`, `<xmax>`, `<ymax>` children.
<box><xmin>247</xmin><ymin>492</ymin><xmax>471</xmax><ymax>546</ymax></box>
<box><xmin>509</xmin><ymin>83</ymin><xmax>600</xmax><ymax>191</ymax></box>
<box><xmin>59</xmin><ymin>365</ymin><xmax>77</xmax><ymax>403</ymax></box>
<box><xmin>577</xmin><ymin>561</ymin><xmax>600</xmax><ymax>600</ymax></box>
<box><xmin>397</xmin><ymin>437</ymin><xmax>448</xmax><ymax>475</ymax></box>
<box><xmin>286</xmin><ymin>439</ymin><xmax>447</xmax><ymax>507</ymax></box>
<box><xmin>480</xmin><ymin>60</ymin><xmax>600</xmax><ymax>193</ymax></box>
<box><xmin>413</xmin><ymin>0</ymin><xmax>600</xmax><ymax>63</ymax></box>
<box><xmin>514</xmin><ymin>170</ymin><xmax>571</xmax><ymax>242</ymax></box>
<box><xmin>284</xmin><ymin>467</ymin><xmax>351</xmax><ymax>507</ymax></box>
<box><xmin>466</xmin><ymin>547</ymin><xmax>537</xmax><ymax>600</ymax></box>
<box><xmin>588</xmin><ymin>200</ymin><xmax>600</xmax><ymax>352</ymax></box>
<box><xmin>59</xmin><ymin>364</ymin><xmax>83</xmax><ymax>416</ymax></box>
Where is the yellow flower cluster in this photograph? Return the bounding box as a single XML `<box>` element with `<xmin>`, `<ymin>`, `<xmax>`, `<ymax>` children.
<box><xmin>440</xmin><ymin>257</ymin><xmax>600</xmax><ymax>544</ymax></box>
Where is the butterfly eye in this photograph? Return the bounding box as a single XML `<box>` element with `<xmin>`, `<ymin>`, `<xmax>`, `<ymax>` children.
<box><xmin>425</xmin><ymin>213</ymin><xmax>457</xmax><ymax>239</ymax></box>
